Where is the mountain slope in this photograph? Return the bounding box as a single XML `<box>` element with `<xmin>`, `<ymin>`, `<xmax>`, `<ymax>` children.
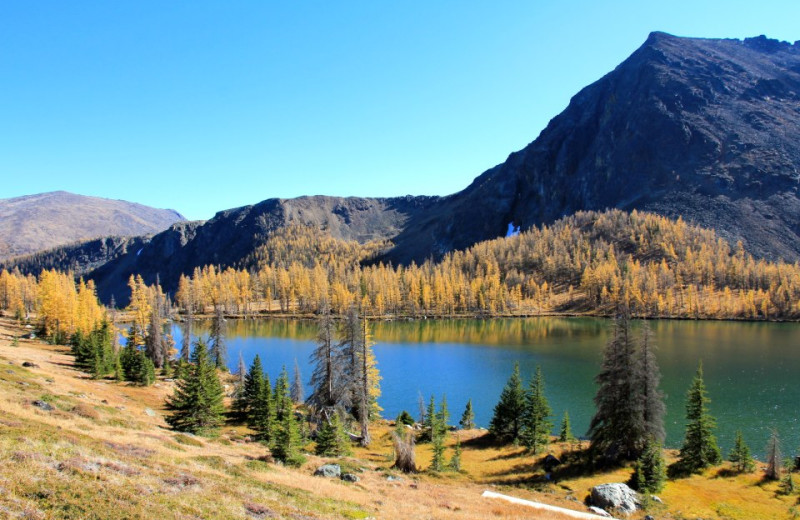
<box><xmin>386</xmin><ymin>32</ymin><xmax>800</xmax><ymax>263</ymax></box>
<box><xmin>0</xmin><ymin>191</ymin><xmax>185</xmax><ymax>260</ymax></box>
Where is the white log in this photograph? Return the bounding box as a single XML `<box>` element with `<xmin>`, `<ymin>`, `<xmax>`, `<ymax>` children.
<box><xmin>481</xmin><ymin>490</ymin><xmax>617</xmax><ymax>520</ymax></box>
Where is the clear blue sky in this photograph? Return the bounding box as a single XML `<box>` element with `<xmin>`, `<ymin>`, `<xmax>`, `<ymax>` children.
<box><xmin>2</xmin><ymin>1</ymin><xmax>799</xmax><ymax>220</ymax></box>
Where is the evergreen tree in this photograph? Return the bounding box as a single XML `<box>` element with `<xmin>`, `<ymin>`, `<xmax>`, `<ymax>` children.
<box><xmin>438</xmin><ymin>393</ymin><xmax>450</xmax><ymax>430</ymax></box>
<box><xmin>120</xmin><ymin>343</ymin><xmax>155</xmax><ymax>385</ymax></box>
<box><xmin>396</xmin><ymin>410</ymin><xmax>415</xmax><ymax>426</ymax></box>
<box><xmin>209</xmin><ymin>306</ymin><xmax>227</xmax><ymax>370</ymax></box>
<box><xmin>459</xmin><ymin>399</ymin><xmax>475</xmax><ymax>430</ymax></box>
<box><xmin>308</xmin><ymin>303</ymin><xmax>342</xmax><ymax>412</ymax></box>
<box><xmin>233</xmin><ymin>351</ymin><xmax>247</xmax><ymax>408</ymax></box>
<box><xmin>677</xmin><ymin>362</ymin><xmax>722</xmax><ymax>472</ymax></box>
<box><xmin>630</xmin><ymin>437</ymin><xmax>667</xmax><ymax>493</ymax></box>
<box><xmin>291</xmin><ymin>358</ymin><xmax>304</xmax><ymax>404</ymax></box>
<box><xmin>145</xmin><ymin>297</ymin><xmax>164</xmax><ymax>368</ymax></box>
<box><xmin>180</xmin><ymin>311</ymin><xmax>192</xmax><ymax>363</ymax></box>
<box><xmin>274</xmin><ymin>366</ymin><xmax>291</xmax><ymax>422</ymax></box>
<box><xmin>765</xmin><ymin>429</ymin><xmax>783</xmax><ymax>481</ymax></box>
<box><xmin>314</xmin><ymin>411</ymin><xmax>351</xmax><ymax>457</ymax></box>
<box><xmin>588</xmin><ymin>312</ymin><xmax>648</xmax><ymax>464</ymax></box>
<box><xmin>559</xmin><ymin>411</ymin><xmax>575</xmax><ymax>443</ymax></box>
<box><xmin>272</xmin><ymin>408</ymin><xmax>306</xmax><ymax>467</ymax></box>
<box><xmin>165</xmin><ymin>338</ymin><xmax>225</xmax><ymax>434</ymax></box>
<box><xmin>728</xmin><ymin>430</ymin><xmax>755</xmax><ymax>473</ymax></box>
<box><xmin>252</xmin><ymin>372</ymin><xmax>274</xmax><ymax>441</ymax></box>
<box><xmin>779</xmin><ymin>473</ymin><xmax>795</xmax><ymax>495</ymax></box>
<box><xmin>521</xmin><ymin>365</ymin><xmax>552</xmax><ymax>454</ymax></box>
<box><xmin>449</xmin><ymin>438</ymin><xmax>462</xmax><ymax>472</ymax></box>
<box><xmin>423</xmin><ymin>395</ymin><xmax>437</xmax><ymax>441</ymax></box>
<box><xmin>636</xmin><ymin>321</ymin><xmax>666</xmax><ymax>444</ymax></box>
<box><xmin>489</xmin><ymin>362</ymin><xmax>526</xmax><ymax>443</ymax></box>
<box><xmin>234</xmin><ymin>354</ymin><xmax>263</xmax><ymax>421</ymax></box>
<box><xmin>430</xmin><ymin>399</ymin><xmax>447</xmax><ymax>472</ymax></box>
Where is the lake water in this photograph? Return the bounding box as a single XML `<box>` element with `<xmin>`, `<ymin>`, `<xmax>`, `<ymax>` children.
<box><xmin>172</xmin><ymin>317</ymin><xmax>800</xmax><ymax>458</ymax></box>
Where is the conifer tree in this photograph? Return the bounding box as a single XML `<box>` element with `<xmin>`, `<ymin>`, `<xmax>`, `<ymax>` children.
<box><xmin>308</xmin><ymin>303</ymin><xmax>341</xmax><ymax>412</ymax></box>
<box><xmin>459</xmin><ymin>399</ymin><xmax>475</xmax><ymax>430</ymax></box>
<box><xmin>209</xmin><ymin>306</ymin><xmax>227</xmax><ymax>370</ymax></box>
<box><xmin>765</xmin><ymin>429</ymin><xmax>783</xmax><ymax>481</ymax></box>
<box><xmin>521</xmin><ymin>365</ymin><xmax>552</xmax><ymax>454</ymax></box>
<box><xmin>728</xmin><ymin>430</ymin><xmax>755</xmax><ymax>473</ymax></box>
<box><xmin>252</xmin><ymin>372</ymin><xmax>274</xmax><ymax>441</ymax></box>
<box><xmin>234</xmin><ymin>354</ymin><xmax>263</xmax><ymax>421</ymax></box>
<box><xmin>430</xmin><ymin>398</ymin><xmax>447</xmax><ymax>472</ymax></box>
<box><xmin>274</xmin><ymin>366</ymin><xmax>291</xmax><ymax>422</ymax></box>
<box><xmin>314</xmin><ymin>411</ymin><xmax>351</xmax><ymax>457</ymax></box>
<box><xmin>423</xmin><ymin>395</ymin><xmax>437</xmax><ymax>441</ymax></box>
<box><xmin>272</xmin><ymin>407</ymin><xmax>306</xmax><ymax>467</ymax></box>
<box><xmin>180</xmin><ymin>311</ymin><xmax>192</xmax><ymax>363</ymax></box>
<box><xmin>291</xmin><ymin>358</ymin><xmax>304</xmax><ymax>404</ymax></box>
<box><xmin>637</xmin><ymin>321</ymin><xmax>666</xmax><ymax>444</ymax></box>
<box><xmin>490</xmin><ymin>362</ymin><xmax>526</xmax><ymax>443</ymax></box>
<box><xmin>677</xmin><ymin>362</ymin><xmax>722</xmax><ymax>472</ymax></box>
<box><xmin>559</xmin><ymin>411</ymin><xmax>575</xmax><ymax>443</ymax></box>
<box><xmin>449</xmin><ymin>438</ymin><xmax>462</xmax><ymax>472</ymax></box>
<box><xmin>165</xmin><ymin>338</ymin><xmax>225</xmax><ymax>434</ymax></box>
<box><xmin>630</xmin><ymin>437</ymin><xmax>666</xmax><ymax>493</ymax></box>
<box><xmin>780</xmin><ymin>473</ymin><xmax>795</xmax><ymax>495</ymax></box>
<box><xmin>438</xmin><ymin>393</ymin><xmax>450</xmax><ymax>430</ymax></box>
<box><xmin>145</xmin><ymin>297</ymin><xmax>164</xmax><ymax>368</ymax></box>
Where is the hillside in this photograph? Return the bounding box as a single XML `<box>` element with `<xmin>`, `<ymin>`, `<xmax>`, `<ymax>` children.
<box><xmin>0</xmin><ymin>192</ymin><xmax>185</xmax><ymax>261</ymax></box>
<box><xmin>0</xmin><ymin>317</ymin><xmax>796</xmax><ymax>519</ymax></box>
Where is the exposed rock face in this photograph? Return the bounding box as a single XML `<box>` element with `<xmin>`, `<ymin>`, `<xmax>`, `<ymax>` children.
<box><xmin>313</xmin><ymin>464</ymin><xmax>342</xmax><ymax>478</ymax></box>
<box><xmin>0</xmin><ymin>191</ymin><xmax>184</xmax><ymax>260</ymax></box>
<box><xmin>386</xmin><ymin>33</ymin><xmax>800</xmax><ymax>263</ymax></box>
<box><xmin>590</xmin><ymin>483</ymin><xmax>640</xmax><ymax>514</ymax></box>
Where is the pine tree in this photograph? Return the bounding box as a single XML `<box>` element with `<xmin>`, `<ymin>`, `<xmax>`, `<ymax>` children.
<box><xmin>180</xmin><ymin>311</ymin><xmax>192</xmax><ymax>363</ymax></box>
<box><xmin>308</xmin><ymin>303</ymin><xmax>342</xmax><ymax>412</ymax></box>
<box><xmin>423</xmin><ymin>395</ymin><xmax>437</xmax><ymax>441</ymax></box>
<box><xmin>314</xmin><ymin>411</ymin><xmax>351</xmax><ymax>457</ymax></box>
<box><xmin>209</xmin><ymin>306</ymin><xmax>227</xmax><ymax>370</ymax></box>
<box><xmin>252</xmin><ymin>372</ymin><xmax>274</xmax><ymax>441</ymax></box>
<box><xmin>145</xmin><ymin>297</ymin><xmax>164</xmax><ymax>368</ymax></box>
<box><xmin>637</xmin><ymin>321</ymin><xmax>666</xmax><ymax>444</ymax></box>
<box><xmin>272</xmin><ymin>408</ymin><xmax>306</xmax><ymax>467</ymax></box>
<box><xmin>291</xmin><ymin>358</ymin><xmax>304</xmax><ymax>404</ymax></box>
<box><xmin>234</xmin><ymin>354</ymin><xmax>262</xmax><ymax>421</ymax></box>
<box><xmin>728</xmin><ymin>430</ymin><xmax>755</xmax><ymax>473</ymax></box>
<box><xmin>780</xmin><ymin>473</ymin><xmax>795</xmax><ymax>495</ymax></box>
<box><xmin>489</xmin><ymin>362</ymin><xmax>526</xmax><ymax>443</ymax></box>
<box><xmin>165</xmin><ymin>338</ymin><xmax>225</xmax><ymax>434</ymax></box>
<box><xmin>459</xmin><ymin>399</ymin><xmax>475</xmax><ymax>430</ymax></box>
<box><xmin>521</xmin><ymin>365</ymin><xmax>552</xmax><ymax>454</ymax></box>
<box><xmin>630</xmin><ymin>437</ymin><xmax>666</xmax><ymax>493</ymax></box>
<box><xmin>559</xmin><ymin>411</ymin><xmax>575</xmax><ymax>443</ymax></box>
<box><xmin>430</xmin><ymin>399</ymin><xmax>447</xmax><ymax>472</ymax></box>
<box><xmin>274</xmin><ymin>366</ymin><xmax>291</xmax><ymax>422</ymax></box>
<box><xmin>438</xmin><ymin>393</ymin><xmax>450</xmax><ymax>430</ymax></box>
<box><xmin>677</xmin><ymin>362</ymin><xmax>722</xmax><ymax>473</ymax></box>
<box><xmin>765</xmin><ymin>429</ymin><xmax>783</xmax><ymax>481</ymax></box>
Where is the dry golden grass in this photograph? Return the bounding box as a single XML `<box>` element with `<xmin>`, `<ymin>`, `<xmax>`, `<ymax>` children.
<box><xmin>0</xmin><ymin>315</ymin><xmax>797</xmax><ymax>519</ymax></box>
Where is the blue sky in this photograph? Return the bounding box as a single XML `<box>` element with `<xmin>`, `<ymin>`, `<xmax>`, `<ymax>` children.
<box><xmin>2</xmin><ymin>1</ymin><xmax>799</xmax><ymax>220</ymax></box>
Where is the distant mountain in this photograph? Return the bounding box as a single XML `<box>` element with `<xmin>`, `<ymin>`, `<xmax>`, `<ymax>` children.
<box><xmin>9</xmin><ymin>33</ymin><xmax>800</xmax><ymax>304</ymax></box>
<box><xmin>0</xmin><ymin>191</ymin><xmax>185</xmax><ymax>260</ymax></box>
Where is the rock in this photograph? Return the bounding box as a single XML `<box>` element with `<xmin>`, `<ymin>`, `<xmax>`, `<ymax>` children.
<box><xmin>543</xmin><ymin>454</ymin><xmax>561</xmax><ymax>471</ymax></box>
<box><xmin>588</xmin><ymin>506</ymin><xmax>612</xmax><ymax>517</ymax></box>
<box><xmin>144</xmin><ymin>408</ymin><xmax>157</xmax><ymax>417</ymax></box>
<box><xmin>313</xmin><ymin>464</ymin><xmax>341</xmax><ymax>478</ymax></box>
<box><xmin>650</xmin><ymin>495</ymin><xmax>663</xmax><ymax>504</ymax></box>
<box><xmin>590</xmin><ymin>483</ymin><xmax>640</xmax><ymax>514</ymax></box>
<box><xmin>101</xmin><ymin>400</ymin><xmax>108</xmax><ymax>404</ymax></box>
<box><xmin>385</xmin><ymin>475</ymin><xmax>403</xmax><ymax>482</ymax></box>
<box><xmin>22</xmin><ymin>361</ymin><xmax>39</xmax><ymax>368</ymax></box>
<box><xmin>32</xmin><ymin>400</ymin><xmax>54</xmax><ymax>411</ymax></box>
<box><xmin>644</xmin><ymin>515</ymin><xmax>655</xmax><ymax>520</ymax></box>
<box><xmin>340</xmin><ymin>473</ymin><xmax>360</xmax><ymax>483</ymax></box>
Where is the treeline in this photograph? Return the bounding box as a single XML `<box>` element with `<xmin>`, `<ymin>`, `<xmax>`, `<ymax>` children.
<box><xmin>173</xmin><ymin>210</ymin><xmax>800</xmax><ymax>320</ymax></box>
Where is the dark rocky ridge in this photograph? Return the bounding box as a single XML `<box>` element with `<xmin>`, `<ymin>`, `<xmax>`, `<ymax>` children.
<box><xmin>9</xmin><ymin>33</ymin><xmax>800</xmax><ymax>303</ymax></box>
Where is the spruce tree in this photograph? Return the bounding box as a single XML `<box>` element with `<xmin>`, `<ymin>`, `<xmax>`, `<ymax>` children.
<box><xmin>637</xmin><ymin>321</ymin><xmax>666</xmax><ymax>444</ymax></box>
<box><xmin>423</xmin><ymin>395</ymin><xmax>437</xmax><ymax>441</ymax></box>
<box><xmin>765</xmin><ymin>429</ymin><xmax>783</xmax><ymax>481</ymax></box>
<box><xmin>430</xmin><ymin>399</ymin><xmax>447</xmax><ymax>472</ymax></box>
<box><xmin>521</xmin><ymin>365</ymin><xmax>552</xmax><ymax>454</ymax></box>
<box><xmin>780</xmin><ymin>473</ymin><xmax>795</xmax><ymax>495</ymax></box>
<box><xmin>438</xmin><ymin>394</ymin><xmax>450</xmax><ymax>430</ymax></box>
<box><xmin>145</xmin><ymin>298</ymin><xmax>164</xmax><ymax>368</ymax></box>
<box><xmin>449</xmin><ymin>438</ymin><xmax>462</xmax><ymax>472</ymax></box>
<box><xmin>677</xmin><ymin>362</ymin><xmax>722</xmax><ymax>472</ymax></box>
<box><xmin>459</xmin><ymin>399</ymin><xmax>475</xmax><ymax>430</ymax></box>
<box><xmin>291</xmin><ymin>358</ymin><xmax>304</xmax><ymax>404</ymax></box>
<box><xmin>728</xmin><ymin>430</ymin><xmax>755</xmax><ymax>473</ymax></box>
<box><xmin>273</xmin><ymin>366</ymin><xmax>291</xmax><ymax>422</ymax></box>
<box><xmin>630</xmin><ymin>437</ymin><xmax>666</xmax><ymax>493</ymax></box>
<box><xmin>272</xmin><ymin>408</ymin><xmax>306</xmax><ymax>467</ymax></box>
<box><xmin>209</xmin><ymin>306</ymin><xmax>227</xmax><ymax>370</ymax></box>
<box><xmin>489</xmin><ymin>362</ymin><xmax>526</xmax><ymax>443</ymax></box>
<box><xmin>180</xmin><ymin>311</ymin><xmax>192</xmax><ymax>363</ymax></box>
<box><xmin>252</xmin><ymin>372</ymin><xmax>274</xmax><ymax>441</ymax></box>
<box><xmin>314</xmin><ymin>411</ymin><xmax>351</xmax><ymax>457</ymax></box>
<box><xmin>559</xmin><ymin>410</ymin><xmax>575</xmax><ymax>443</ymax></box>
<box><xmin>235</xmin><ymin>354</ymin><xmax>263</xmax><ymax>421</ymax></box>
<box><xmin>165</xmin><ymin>338</ymin><xmax>225</xmax><ymax>434</ymax></box>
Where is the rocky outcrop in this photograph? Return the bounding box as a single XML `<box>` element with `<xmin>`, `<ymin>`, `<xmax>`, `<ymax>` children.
<box><xmin>313</xmin><ymin>464</ymin><xmax>341</xmax><ymax>478</ymax></box>
<box><xmin>590</xmin><ymin>483</ymin><xmax>640</xmax><ymax>514</ymax></box>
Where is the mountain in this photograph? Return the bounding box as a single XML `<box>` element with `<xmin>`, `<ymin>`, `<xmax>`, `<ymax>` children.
<box><xmin>385</xmin><ymin>32</ymin><xmax>800</xmax><ymax>263</ymax></box>
<box><xmin>8</xmin><ymin>33</ymin><xmax>800</xmax><ymax>303</ymax></box>
<box><xmin>0</xmin><ymin>191</ymin><xmax>185</xmax><ymax>261</ymax></box>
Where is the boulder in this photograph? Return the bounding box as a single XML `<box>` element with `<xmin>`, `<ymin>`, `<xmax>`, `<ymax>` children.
<box><xmin>542</xmin><ymin>454</ymin><xmax>561</xmax><ymax>471</ymax></box>
<box><xmin>22</xmin><ymin>361</ymin><xmax>39</xmax><ymax>368</ymax></box>
<box><xmin>32</xmin><ymin>400</ymin><xmax>54</xmax><ymax>411</ymax></box>
<box><xmin>314</xmin><ymin>464</ymin><xmax>341</xmax><ymax>478</ymax></box>
<box><xmin>590</xmin><ymin>483</ymin><xmax>640</xmax><ymax>514</ymax></box>
<box><xmin>340</xmin><ymin>473</ymin><xmax>360</xmax><ymax>483</ymax></box>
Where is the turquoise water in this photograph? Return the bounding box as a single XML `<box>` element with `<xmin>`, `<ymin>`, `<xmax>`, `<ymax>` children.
<box><xmin>173</xmin><ymin>317</ymin><xmax>800</xmax><ymax>458</ymax></box>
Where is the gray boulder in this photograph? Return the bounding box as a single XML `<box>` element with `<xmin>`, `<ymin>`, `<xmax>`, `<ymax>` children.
<box><xmin>590</xmin><ymin>483</ymin><xmax>640</xmax><ymax>514</ymax></box>
<box><xmin>588</xmin><ymin>506</ymin><xmax>612</xmax><ymax>518</ymax></box>
<box><xmin>32</xmin><ymin>400</ymin><xmax>54</xmax><ymax>411</ymax></box>
<box><xmin>340</xmin><ymin>473</ymin><xmax>360</xmax><ymax>483</ymax></box>
<box><xmin>314</xmin><ymin>464</ymin><xmax>341</xmax><ymax>478</ymax></box>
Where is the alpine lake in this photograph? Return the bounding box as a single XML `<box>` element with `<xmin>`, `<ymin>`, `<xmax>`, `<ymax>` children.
<box><xmin>172</xmin><ymin>317</ymin><xmax>800</xmax><ymax>458</ymax></box>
